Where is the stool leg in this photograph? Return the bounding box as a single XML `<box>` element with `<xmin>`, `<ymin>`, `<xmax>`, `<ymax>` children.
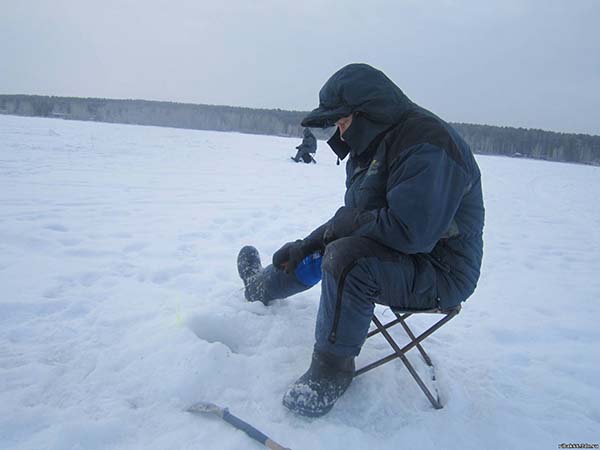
<box><xmin>395</xmin><ymin>313</ymin><xmax>433</xmax><ymax>367</ymax></box>
<box><xmin>372</xmin><ymin>316</ymin><xmax>443</xmax><ymax>409</ymax></box>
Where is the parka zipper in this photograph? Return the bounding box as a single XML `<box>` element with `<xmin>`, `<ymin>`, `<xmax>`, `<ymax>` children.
<box><xmin>328</xmin><ymin>261</ymin><xmax>358</xmax><ymax>344</ymax></box>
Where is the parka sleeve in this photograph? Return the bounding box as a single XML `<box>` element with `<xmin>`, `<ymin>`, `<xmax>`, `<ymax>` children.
<box><xmin>354</xmin><ymin>143</ymin><xmax>469</xmax><ymax>254</ymax></box>
<box><xmin>302</xmin><ymin>220</ymin><xmax>331</xmax><ymax>252</ymax></box>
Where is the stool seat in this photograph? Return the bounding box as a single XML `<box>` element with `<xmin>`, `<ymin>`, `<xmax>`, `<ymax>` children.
<box><xmin>391</xmin><ymin>304</ymin><xmax>461</xmax><ymax>314</ymax></box>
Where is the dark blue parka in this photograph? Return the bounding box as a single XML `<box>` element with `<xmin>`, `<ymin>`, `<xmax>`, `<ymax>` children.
<box><xmin>302</xmin><ymin>64</ymin><xmax>484</xmax><ymax>309</ymax></box>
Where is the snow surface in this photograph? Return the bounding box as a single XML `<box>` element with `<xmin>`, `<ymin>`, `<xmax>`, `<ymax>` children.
<box><xmin>1</xmin><ymin>114</ymin><xmax>599</xmax><ymax>450</ymax></box>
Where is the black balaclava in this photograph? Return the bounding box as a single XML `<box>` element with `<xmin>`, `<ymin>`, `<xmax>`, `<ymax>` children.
<box><xmin>302</xmin><ymin>63</ymin><xmax>413</xmax><ymax>160</ymax></box>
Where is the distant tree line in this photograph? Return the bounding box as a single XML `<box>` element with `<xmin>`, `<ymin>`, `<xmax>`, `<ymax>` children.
<box><xmin>452</xmin><ymin>123</ymin><xmax>600</xmax><ymax>164</ymax></box>
<box><xmin>1</xmin><ymin>94</ymin><xmax>599</xmax><ymax>165</ymax></box>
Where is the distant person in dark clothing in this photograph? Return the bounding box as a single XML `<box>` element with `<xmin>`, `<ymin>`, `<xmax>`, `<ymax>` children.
<box><xmin>237</xmin><ymin>64</ymin><xmax>484</xmax><ymax>417</ymax></box>
<box><xmin>292</xmin><ymin>128</ymin><xmax>317</xmax><ymax>163</ymax></box>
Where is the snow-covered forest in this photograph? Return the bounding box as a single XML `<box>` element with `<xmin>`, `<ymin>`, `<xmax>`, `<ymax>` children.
<box><xmin>2</xmin><ymin>95</ymin><xmax>599</xmax><ymax>166</ymax></box>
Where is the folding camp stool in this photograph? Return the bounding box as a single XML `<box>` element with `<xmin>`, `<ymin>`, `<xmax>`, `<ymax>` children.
<box><xmin>354</xmin><ymin>304</ymin><xmax>461</xmax><ymax>409</ymax></box>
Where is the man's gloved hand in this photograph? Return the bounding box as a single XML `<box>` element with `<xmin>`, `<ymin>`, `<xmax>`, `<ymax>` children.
<box><xmin>324</xmin><ymin>206</ymin><xmax>375</xmax><ymax>244</ymax></box>
<box><xmin>273</xmin><ymin>221</ymin><xmax>329</xmax><ymax>274</ymax></box>
<box><xmin>272</xmin><ymin>240</ymin><xmax>309</xmax><ymax>274</ymax></box>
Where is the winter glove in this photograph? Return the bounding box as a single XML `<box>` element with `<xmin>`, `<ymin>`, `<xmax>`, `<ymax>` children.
<box><xmin>272</xmin><ymin>240</ymin><xmax>307</xmax><ymax>274</ymax></box>
<box><xmin>323</xmin><ymin>206</ymin><xmax>376</xmax><ymax>244</ymax></box>
<box><xmin>272</xmin><ymin>222</ymin><xmax>329</xmax><ymax>274</ymax></box>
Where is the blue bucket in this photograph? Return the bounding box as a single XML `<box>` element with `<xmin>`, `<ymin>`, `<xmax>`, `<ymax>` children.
<box><xmin>295</xmin><ymin>252</ymin><xmax>323</xmax><ymax>287</ymax></box>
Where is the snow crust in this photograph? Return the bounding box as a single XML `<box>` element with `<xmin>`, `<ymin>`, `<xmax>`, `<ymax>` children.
<box><xmin>1</xmin><ymin>115</ymin><xmax>599</xmax><ymax>449</ymax></box>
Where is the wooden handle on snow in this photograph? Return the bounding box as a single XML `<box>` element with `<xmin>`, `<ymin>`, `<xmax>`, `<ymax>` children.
<box><xmin>265</xmin><ymin>438</ymin><xmax>292</xmax><ymax>450</ymax></box>
<box><xmin>222</xmin><ymin>410</ymin><xmax>292</xmax><ymax>450</ymax></box>
<box><xmin>187</xmin><ymin>402</ymin><xmax>292</xmax><ymax>450</ymax></box>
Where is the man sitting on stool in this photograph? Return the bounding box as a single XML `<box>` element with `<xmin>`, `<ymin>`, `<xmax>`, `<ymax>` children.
<box><xmin>238</xmin><ymin>63</ymin><xmax>485</xmax><ymax>417</ymax></box>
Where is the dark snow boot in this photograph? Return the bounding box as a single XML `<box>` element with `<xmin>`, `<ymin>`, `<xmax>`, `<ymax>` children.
<box><xmin>237</xmin><ymin>245</ymin><xmax>269</xmax><ymax>304</ymax></box>
<box><xmin>237</xmin><ymin>245</ymin><xmax>262</xmax><ymax>285</ymax></box>
<box><xmin>282</xmin><ymin>350</ymin><xmax>355</xmax><ymax>417</ymax></box>
<box><xmin>237</xmin><ymin>246</ymin><xmax>313</xmax><ymax>305</ymax></box>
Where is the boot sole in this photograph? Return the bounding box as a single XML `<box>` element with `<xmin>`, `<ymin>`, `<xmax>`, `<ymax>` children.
<box><xmin>237</xmin><ymin>245</ymin><xmax>262</xmax><ymax>283</ymax></box>
<box><xmin>282</xmin><ymin>396</ymin><xmax>335</xmax><ymax>418</ymax></box>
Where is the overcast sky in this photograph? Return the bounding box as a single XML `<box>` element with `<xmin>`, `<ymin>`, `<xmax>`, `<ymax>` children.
<box><xmin>1</xmin><ymin>0</ymin><xmax>599</xmax><ymax>135</ymax></box>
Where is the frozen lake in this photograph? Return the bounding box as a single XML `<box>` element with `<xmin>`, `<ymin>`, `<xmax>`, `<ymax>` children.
<box><xmin>1</xmin><ymin>114</ymin><xmax>599</xmax><ymax>450</ymax></box>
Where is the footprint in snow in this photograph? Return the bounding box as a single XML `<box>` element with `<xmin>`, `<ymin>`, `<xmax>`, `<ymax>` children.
<box><xmin>178</xmin><ymin>231</ymin><xmax>211</xmax><ymax>242</ymax></box>
<box><xmin>151</xmin><ymin>265</ymin><xmax>195</xmax><ymax>284</ymax></box>
<box><xmin>123</xmin><ymin>242</ymin><xmax>148</xmax><ymax>253</ymax></box>
<box><xmin>43</xmin><ymin>223</ymin><xmax>69</xmax><ymax>232</ymax></box>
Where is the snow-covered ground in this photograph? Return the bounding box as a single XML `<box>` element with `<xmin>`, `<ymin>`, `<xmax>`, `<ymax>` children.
<box><xmin>1</xmin><ymin>114</ymin><xmax>599</xmax><ymax>450</ymax></box>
